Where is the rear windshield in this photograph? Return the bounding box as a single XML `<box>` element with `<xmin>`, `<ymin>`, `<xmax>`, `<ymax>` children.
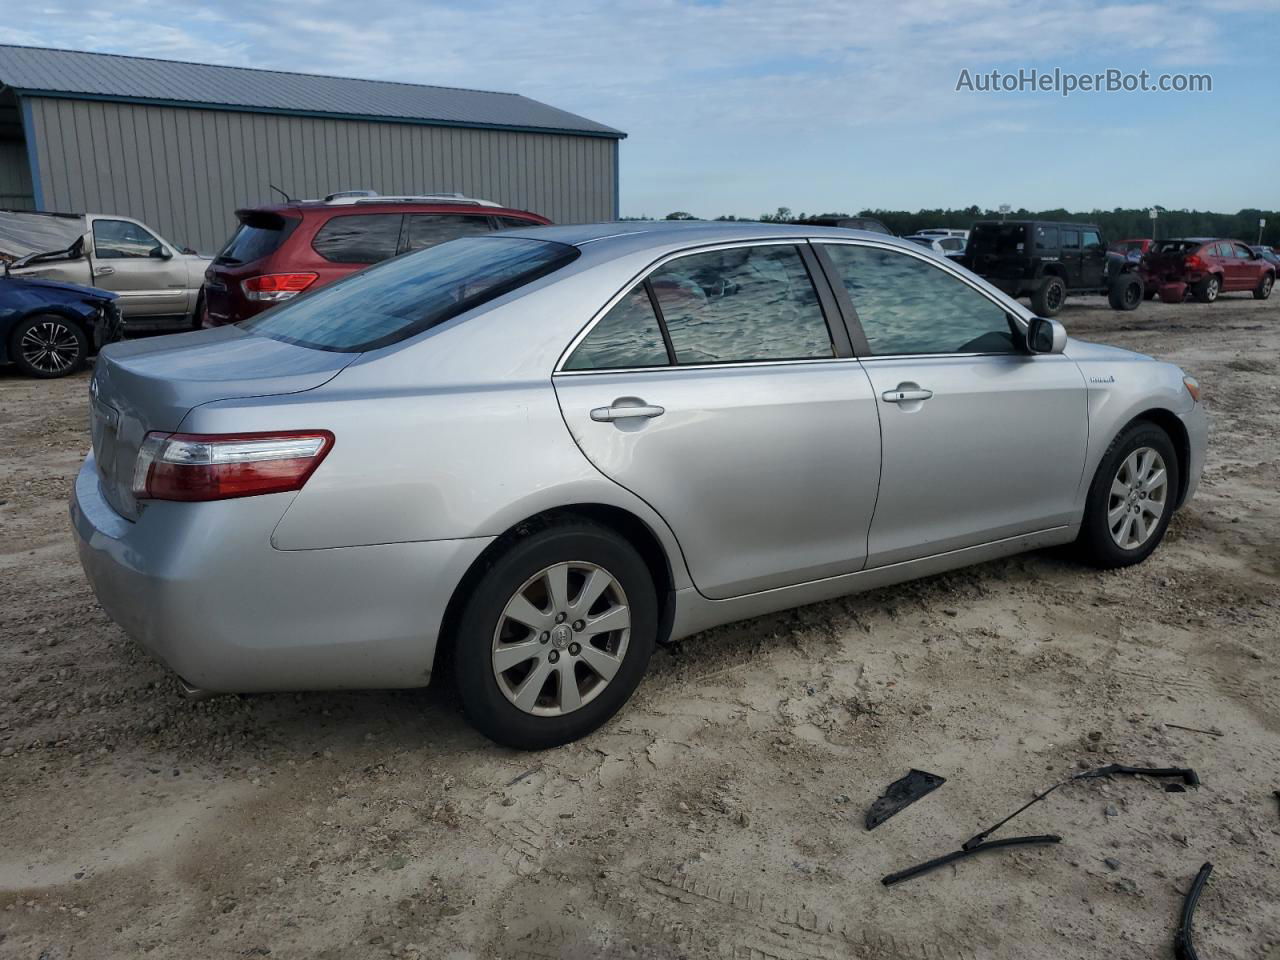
<box><xmin>216</xmin><ymin>213</ymin><xmax>295</xmax><ymax>265</ymax></box>
<box><xmin>970</xmin><ymin>224</ymin><xmax>1026</xmax><ymax>254</ymax></box>
<box><xmin>239</xmin><ymin>236</ymin><xmax>579</xmax><ymax>352</ymax></box>
<box><xmin>1151</xmin><ymin>240</ymin><xmax>1201</xmax><ymax>255</ymax></box>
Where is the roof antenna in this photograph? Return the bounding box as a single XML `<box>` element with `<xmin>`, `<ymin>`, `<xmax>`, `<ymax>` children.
<box><xmin>268</xmin><ymin>183</ymin><xmax>294</xmax><ymax>203</ymax></box>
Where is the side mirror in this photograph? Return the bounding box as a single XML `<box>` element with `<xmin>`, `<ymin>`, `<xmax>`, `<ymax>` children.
<box><xmin>1027</xmin><ymin>317</ymin><xmax>1067</xmax><ymax>354</ymax></box>
<box><xmin>149</xmin><ymin>245</ymin><xmax>172</xmax><ymax>260</ymax></box>
<box><xmin>180</xmin><ymin>247</ymin><xmax>197</xmax><ymax>256</ymax></box>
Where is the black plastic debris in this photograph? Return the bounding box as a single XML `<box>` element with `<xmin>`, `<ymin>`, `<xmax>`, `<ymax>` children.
<box><xmin>881</xmin><ymin>762</ymin><xmax>1200</xmax><ymax>887</ymax></box>
<box><xmin>866</xmin><ymin>769</ymin><xmax>946</xmax><ymax>830</ymax></box>
<box><xmin>882</xmin><ymin>834</ymin><xmax>1061</xmax><ymax>887</ymax></box>
<box><xmin>1174</xmin><ymin>862</ymin><xmax>1213</xmax><ymax>960</ymax></box>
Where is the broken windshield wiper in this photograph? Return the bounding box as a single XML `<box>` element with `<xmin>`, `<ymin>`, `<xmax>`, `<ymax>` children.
<box><xmin>1174</xmin><ymin>862</ymin><xmax>1213</xmax><ymax>960</ymax></box>
<box><xmin>882</xmin><ymin>763</ymin><xmax>1199</xmax><ymax>887</ymax></box>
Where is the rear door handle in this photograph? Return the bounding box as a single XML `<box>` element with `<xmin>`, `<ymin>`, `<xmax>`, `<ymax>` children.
<box><xmin>93</xmin><ymin>266</ymin><xmax>115</xmax><ymax>277</ymax></box>
<box><xmin>590</xmin><ymin>399</ymin><xmax>665</xmax><ymax>422</ymax></box>
<box><xmin>882</xmin><ymin>388</ymin><xmax>934</xmax><ymax>403</ymax></box>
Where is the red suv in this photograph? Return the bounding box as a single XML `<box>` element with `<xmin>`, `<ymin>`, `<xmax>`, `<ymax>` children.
<box><xmin>1141</xmin><ymin>237</ymin><xmax>1276</xmax><ymax>303</ymax></box>
<box><xmin>203</xmin><ymin>193</ymin><xmax>551</xmax><ymax>326</ymax></box>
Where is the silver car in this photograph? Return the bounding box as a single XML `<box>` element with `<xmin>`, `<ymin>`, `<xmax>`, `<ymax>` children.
<box><xmin>71</xmin><ymin>222</ymin><xmax>1206</xmax><ymax>748</ymax></box>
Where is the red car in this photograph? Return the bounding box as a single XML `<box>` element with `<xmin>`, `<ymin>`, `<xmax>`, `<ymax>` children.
<box><xmin>1141</xmin><ymin>237</ymin><xmax>1276</xmax><ymax>303</ymax></box>
<box><xmin>203</xmin><ymin>192</ymin><xmax>551</xmax><ymax>326</ymax></box>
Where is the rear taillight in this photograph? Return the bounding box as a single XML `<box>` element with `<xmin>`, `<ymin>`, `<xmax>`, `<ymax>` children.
<box><xmin>132</xmin><ymin>431</ymin><xmax>334</xmax><ymax>502</ymax></box>
<box><xmin>241</xmin><ymin>273</ymin><xmax>318</xmax><ymax>302</ymax></box>
<box><xmin>1184</xmin><ymin>255</ymin><xmax>1205</xmax><ymax>271</ymax></box>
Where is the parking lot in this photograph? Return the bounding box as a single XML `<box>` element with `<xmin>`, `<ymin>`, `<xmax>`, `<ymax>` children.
<box><xmin>1</xmin><ymin>295</ymin><xmax>1277</xmax><ymax>959</ymax></box>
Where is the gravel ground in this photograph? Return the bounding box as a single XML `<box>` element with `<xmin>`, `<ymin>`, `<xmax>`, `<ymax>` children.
<box><xmin>1</xmin><ymin>295</ymin><xmax>1277</xmax><ymax>960</ymax></box>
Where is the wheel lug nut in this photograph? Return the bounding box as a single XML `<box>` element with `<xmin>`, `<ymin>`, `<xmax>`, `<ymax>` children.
<box><xmin>540</xmin><ymin>632</ymin><xmax>550</xmax><ymax>644</ymax></box>
<box><xmin>548</xmin><ymin>650</ymin><xmax>559</xmax><ymax>663</ymax></box>
<box><xmin>572</xmin><ymin>620</ymin><xmax>585</xmax><ymax>632</ymax></box>
<box><xmin>569</xmin><ymin>643</ymin><xmax>581</xmax><ymax>656</ymax></box>
<box><xmin>555</xmin><ymin>613</ymin><xmax>567</xmax><ymax>624</ymax></box>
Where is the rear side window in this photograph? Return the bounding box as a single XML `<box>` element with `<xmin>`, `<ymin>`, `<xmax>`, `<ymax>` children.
<box><xmin>821</xmin><ymin>244</ymin><xmax>1017</xmax><ymax>356</ymax></box>
<box><xmin>217</xmin><ymin>213</ymin><xmax>294</xmax><ymax>265</ymax></box>
<box><xmin>1061</xmin><ymin>230</ymin><xmax>1081</xmax><ymax>250</ymax></box>
<box><xmin>649</xmin><ymin>245</ymin><xmax>833</xmax><ymax>364</ymax></box>
<box><xmin>312</xmin><ymin>214</ymin><xmax>404</xmax><ymax>264</ymax></box>
<box><xmin>240</xmin><ymin>236</ymin><xmax>578</xmax><ymax>352</ymax></box>
<box><xmin>1034</xmin><ymin>225</ymin><xmax>1058</xmax><ymax>250</ymax></box>
<box><xmin>971</xmin><ymin>224</ymin><xmax>1025</xmax><ymax>254</ymax></box>
<box><xmin>403</xmin><ymin>214</ymin><xmax>493</xmax><ymax>253</ymax></box>
<box><xmin>564</xmin><ymin>285</ymin><xmax>670</xmax><ymax>370</ymax></box>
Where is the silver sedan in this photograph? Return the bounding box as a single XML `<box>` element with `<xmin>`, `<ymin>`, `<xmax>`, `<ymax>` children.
<box><xmin>71</xmin><ymin>222</ymin><xmax>1206</xmax><ymax>748</ymax></box>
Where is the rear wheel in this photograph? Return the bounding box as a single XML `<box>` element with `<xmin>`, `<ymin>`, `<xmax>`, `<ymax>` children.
<box><xmin>1076</xmin><ymin>422</ymin><xmax>1179</xmax><ymax>568</ymax></box>
<box><xmin>1193</xmin><ymin>275</ymin><xmax>1220</xmax><ymax>303</ymax></box>
<box><xmin>1108</xmin><ymin>274</ymin><xmax>1143</xmax><ymax>311</ymax></box>
<box><xmin>1254</xmin><ymin>272</ymin><xmax>1274</xmax><ymax>300</ymax></box>
<box><xmin>453</xmin><ymin>520</ymin><xmax>658</xmax><ymax>749</ymax></box>
<box><xmin>10</xmin><ymin>314</ymin><xmax>88</xmax><ymax>378</ymax></box>
<box><xmin>1031</xmin><ymin>276</ymin><xmax>1066</xmax><ymax>317</ymax></box>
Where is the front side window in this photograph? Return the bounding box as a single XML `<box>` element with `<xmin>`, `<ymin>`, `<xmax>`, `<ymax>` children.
<box><xmin>403</xmin><ymin>214</ymin><xmax>493</xmax><ymax>253</ymax></box>
<box><xmin>564</xmin><ymin>285</ymin><xmax>670</xmax><ymax>370</ymax></box>
<box><xmin>1082</xmin><ymin>229</ymin><xmax>1103</xmax><ymax>251</ymax></box>
<box><xmin>92</xmin><ymin>219</ymin><xmax>163</xmax><ymax>259</ymax></box>
<box><xmin>647</xmin><ymin>245</ymin><xmax>833</xmax><ymax>364</ymax></box>
<box><xmin>821</xmin><ymin>244</ymin><xmax>1018</xmax><ymax>356</ymax></box>
<box><xmin>312</xmin><ymin>214</ymin><xmax>403</xmax><ymax>264</ymax></box>
<box><xmin>241</xmin><ymin>236</ymin><xmax>578</xmax><ymax>352</ymax></box>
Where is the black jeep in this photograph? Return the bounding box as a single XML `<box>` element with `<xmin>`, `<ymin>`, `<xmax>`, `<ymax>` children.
<box><xmin>962</xmin><ymin>220</ymin><xmax>1144</xmax><ymax>317</ymax></box>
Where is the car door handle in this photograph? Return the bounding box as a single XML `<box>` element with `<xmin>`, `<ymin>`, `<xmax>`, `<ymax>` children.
<box><xmin>590</xmin><ymin>400</ymin><xmax>665</xmax><ymax>422</ymax></box>
<box><xmin>93</xmin><ymin>266</ymin><xmax>115</xmax><ymax>277</ymax></box>
<box><xmin>882</xmin><ymin>388</ymin><xmax>934</xmax><ymax>403</ymax></box>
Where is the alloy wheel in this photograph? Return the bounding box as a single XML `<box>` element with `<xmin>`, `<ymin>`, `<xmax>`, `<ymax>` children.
<box><xmin>492</xmin><ymin>561</ymin><xmax>631</xmax><ymax>716</ymax></box>
<box><xmin>1047</xmin><ymin>283</ymin><xmax>1064</xmax><ymax>311</ymax></box>
<box><xmin>20</xmin><ymin>320</ymin><xmax>81</xmax><ymax>375</ymax></box>
<box><xmin>1107</xmin><ymin>446</ymin><xmax>1168</xmax><ymax>550</ymax></box>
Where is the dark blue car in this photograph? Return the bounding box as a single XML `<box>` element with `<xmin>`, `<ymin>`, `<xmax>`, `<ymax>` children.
<box><xmin>0</xmin><ymin>271</ymin><xmax>122</xmax><ymax>378</ymax></box>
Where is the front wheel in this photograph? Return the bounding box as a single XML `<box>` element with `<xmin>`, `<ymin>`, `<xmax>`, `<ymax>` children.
<box><xmin>10</xmin><ymin>314</ymin><xmax>88</xmax><ymax>378</ymax></box>
<box><xmin>1076</xmin><ymin>422</ymin><xmax>1180</xmax><ymax>568</ymax></box>
<box><xmin>452</xmin><ymin>520</ymin><xmax>658</xmax><ymax>749</ymax></box>
<box><xmin>1254</xmin><ymin>273</ymin><xmax>1274</xmax><ymax>301</ymax></box>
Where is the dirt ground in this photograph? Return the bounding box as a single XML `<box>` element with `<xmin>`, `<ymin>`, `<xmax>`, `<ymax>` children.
<box><xmin>1</xmin><ymin>294</ymin><xmax>1277</xmax><ymax>960</ymax></box>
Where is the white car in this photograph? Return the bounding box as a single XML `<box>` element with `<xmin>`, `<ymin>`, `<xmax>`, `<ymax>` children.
<box><xmin>905</xmin><ymin>234</ymin><xmax>967</xmax><ymax>258</ymax></box>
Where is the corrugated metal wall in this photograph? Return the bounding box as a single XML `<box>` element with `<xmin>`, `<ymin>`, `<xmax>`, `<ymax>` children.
<box><xmin>22</xmin><ymin>96</ymin><xmax>618</xmax><ymax>253</ymax></box>
<box><xmin>0</xmin><ymin>139</ymin><xmax>34</xmax><ymax>208</ymax></box>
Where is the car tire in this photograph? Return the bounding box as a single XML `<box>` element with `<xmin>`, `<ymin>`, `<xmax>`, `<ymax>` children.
<box><xmin>1075</xmin><ymin>421</ymin><xmax>1180</xmax><ymax>569</ymax></box>
<box><xmin>1031</xmin><ymin>276</ymin><xmax>1066</xmax><ymax>317</ymax></box>
<box><xmin>1108</xmin><ymin>274</ymin><xmax>1143</xmax><ymax>311</ymax></box>
<box><xmin>452</xmin><ymin>519</ymin><xmax>658</xmax><ymax>749</ymax></box>
<box><xmin>9</xmin><ymin>314</ymin><xmax>89</xmax><ymax>379</ymax></box>
<box><xmin>192</xmin><ymin>290</ymin><xmax>206</xmax><ymax>331</ymax></box>
<box><xmin>1253</xmin><ymin>272</ymin><xmax>1274</xmax><ymax>301</ymax></box>
<box><xmin>1193</xmin><ymin>275</ymin><xmax>1220</xmax><ymax>303</ymax></box>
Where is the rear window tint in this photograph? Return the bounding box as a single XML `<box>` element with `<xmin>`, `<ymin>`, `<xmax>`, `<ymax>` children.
<box><xmin>217</xmin><ymin>214</ymin><xmax>294</xmax><ymax>265</ymax></box>
<box><xmin>402</xmin><ymin>214</ymin><xmax>492</xmax><ymax>253</ymax></box>
<box><xmin>240</xmin><ymin>236</ymin><xmax>579</xmax><ymax>352</ymax></box>
<box><xmin>312</xmin><ymin>214</ymin><xmax>404</xmax><ymax>264</ymax></box>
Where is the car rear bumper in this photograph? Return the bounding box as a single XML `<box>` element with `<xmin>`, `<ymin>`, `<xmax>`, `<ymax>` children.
<box><xmin>70</xmin><ymin>454</ymin><xmax>492</xmax><ymax>693</ymax></box>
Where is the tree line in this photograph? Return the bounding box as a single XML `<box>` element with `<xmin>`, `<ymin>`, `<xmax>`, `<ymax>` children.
<box><xmin>636</xmin><ymin>207</ymin><xmax>1280</xmax><ymax>245</ymax></box>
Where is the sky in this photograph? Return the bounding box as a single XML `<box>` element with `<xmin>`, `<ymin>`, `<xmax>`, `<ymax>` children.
<box><xmin>4</xmin><ymin>0</ymin><xmax>1278</xmax><ymax>218</ymax></box>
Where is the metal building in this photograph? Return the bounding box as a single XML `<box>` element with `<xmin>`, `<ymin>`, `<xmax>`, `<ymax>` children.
<box><xmin>0</xmin><ymin>45</ymin><xmax>624</xmax><ymax>253</ymax></box>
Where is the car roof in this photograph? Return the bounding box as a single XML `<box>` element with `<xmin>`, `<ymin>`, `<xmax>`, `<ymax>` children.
<box><xmin>494</xmin><ymin>220</ymin><xmax>922</xmax><ymax>261</ymax></box>
<box><xmin>973</xmin><ymin>220</ymin><xmax>1100</xmax><ymax>230</ymax></box>
<box><xmin>237</xmin><ymin>200</ymin><xmax>546</xmax><ymax>219</ymax></box>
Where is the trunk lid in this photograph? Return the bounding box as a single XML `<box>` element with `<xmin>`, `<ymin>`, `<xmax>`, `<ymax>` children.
<box><xmin>89</xmin><ymin>325</ymin><xmax>355</xmax><ymax>519</ymax></box>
